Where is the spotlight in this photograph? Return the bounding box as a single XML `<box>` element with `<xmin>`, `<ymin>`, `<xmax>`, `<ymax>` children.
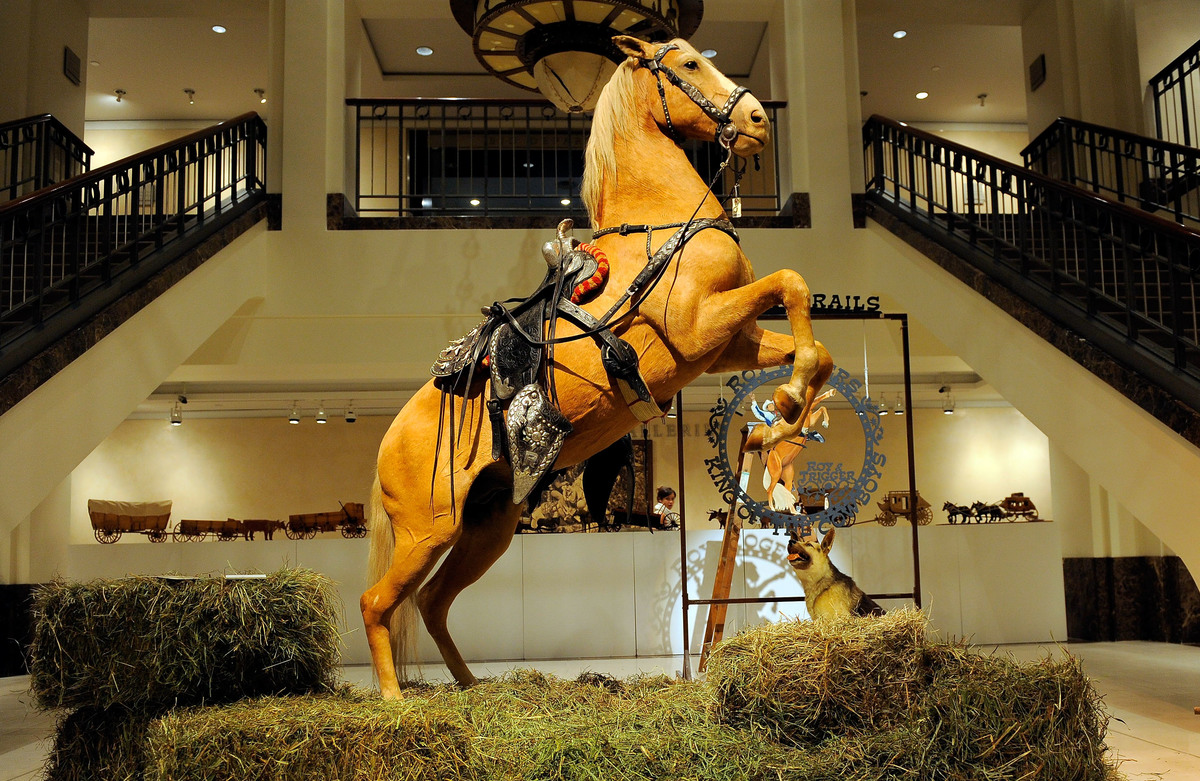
<box><xmin>114</xmin><ymin>89</ymin><xmax>126</xmax><ymax>103</ymax></box>
<box><xmin>169</xmin><ymin>394</ymin><xmax>187</xmax><ymax>426</ymax></box>
<box><xmin>345</xmin><ymin>403</ymin><xmax>357</xmax><ymax>423</ymax></box>
<box><xmin>289</xmin><ymin>402</ymin><xmax>300</xmax><ymax>424</ymax></box>
<box><xmin>878</xmin><ymin>394</ymin><xmax>889</xmax><ymax>416</ymax></box>
<box><xmin>254</xmin><ymin>88</ymin><xmax>266</xmax><ymax>104</ymax></box>
<box><xmin>184</xmin><ymin>88</ymin><xmax>195</xmax><ymax>105</ymax></box>
<box><xmin>940</xmin><ymin>386</ymin><xmax>955</xmax><ymax>415</ymax></box>
<box><xmin>316</xmin><ymin>404</ymin><xmax>327</xmax><ymax>424</ymax></box>
<box><xmin>894</xmin><ymin>396</ymin><xmax>905</xmax><ymax>416</ymax></box>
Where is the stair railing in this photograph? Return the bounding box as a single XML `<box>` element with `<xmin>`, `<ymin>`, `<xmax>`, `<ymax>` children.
<box><xmin>0</xmin><ymin>112</ymin><xmax>266</xmax><ymax>374</ymax></box>
<box><xmin>1150</xmin><ymin>38</ymin><xmax>1199</xmax><ymax>148</ymax></box>
<box><xmin>0</xmin><ymin>114</ymin><xmax>93</xmax><ymax>203</ymax></box>
<box><xmin>1023</xmin><ymin>117</ymin><xmax>1200</xmax><ymax>228</ymax></box>
<box><xmin>864</xmin><ymin>115</ymin><xmax>1200</xmax><ymax>408</ymax></box>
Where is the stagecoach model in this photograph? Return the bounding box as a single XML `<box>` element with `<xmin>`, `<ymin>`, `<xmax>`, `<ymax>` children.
<box><xmin>286</xmin><ymin>502</ymin><xmax>367</xmax><ymax>539</ymax></box>
<box><xmin>88</xmin><ymin>499</ymin><xmax>172</xmax><ymax>543</ymax></box>
<box><xmin>174</xmin><ymin>518</ymin><xmax>245</xmax><ymax>542</ymax></box>
<box><xmin>874</xmin><ymin>490</ymin><xmax>932</xmax><ymax>526</ymax></box>
<box><xmin>997</xmin><ymin>492</ymin><xmax>1039</xmax><ymax>520</ymax></box>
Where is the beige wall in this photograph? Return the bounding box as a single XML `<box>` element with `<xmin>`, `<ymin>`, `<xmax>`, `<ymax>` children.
<box><xmin>0</xmin><ymin>0</ymin><xmax>89</xmax><ymax>133</ymax></box>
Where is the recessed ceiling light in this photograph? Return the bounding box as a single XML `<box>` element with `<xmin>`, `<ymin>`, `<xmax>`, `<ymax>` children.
<box><xmin>470</xmin><ymin>198</ymin><xmax>481</xmax><ymax>206</ymax></box>
<box><xmin>892</xmin><ymin>30</ymin><xmax>907</xmax><ymax>39</ymax></box>
<box><xmin>931</xmin><ymin>65</ymin><xmax>941</xmax><ymax>72</ymax></box>
<box><xmin>560</xmin><ymin>198</ymin><xmax>571</xmax><ymax>205</ymax></box>
<box><xmin>899</xmin><ymin>121</ymin><xmax>908</xmax><ymax>126</ymax></box>
<box><xmin>212</xmin><ymin>25</ymin><xmax>227</xmax><ymax>33</ymax></box>
<box><xmin>915</xmin><ymin>91</ymin><xmax>929</xmax><ymax>100</ymax></box>
<box><xmin>416</xmin><ymin>46</ymin><xmax>434</xmax><ymax>56</ymax></box>
<box><xmin>89</xmin><ymin>60</ymin><xmax>100</xmax><ymax>66</ymax></box>
<box><xmin>701</xmin><ymin>49</ymin><xmax>717</xmax><ymax>58</ymax></box>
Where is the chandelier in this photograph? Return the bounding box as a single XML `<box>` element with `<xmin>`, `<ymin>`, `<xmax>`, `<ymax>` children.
<box><xmin>450</xmin><ymin>0</ymin><xmax>702</xmax><ymax>113</ymax></box>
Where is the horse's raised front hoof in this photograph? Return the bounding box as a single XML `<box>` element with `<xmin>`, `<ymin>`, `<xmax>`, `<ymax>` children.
<box><xmin>772</xmin><ymin>384</ymin><xmax>804</xmax><ymax>425</ymax></box>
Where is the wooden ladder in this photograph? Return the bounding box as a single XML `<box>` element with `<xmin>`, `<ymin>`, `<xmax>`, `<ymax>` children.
<box><xmin>698</xmin><ymin>428</ymin><xmax>751</xmax><ymax>672</ymax></box>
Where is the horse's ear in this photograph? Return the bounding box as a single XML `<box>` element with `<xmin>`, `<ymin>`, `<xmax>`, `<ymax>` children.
<box><xmin>613</xmin><ymin>35</ymin><xmax>651</xmax><ymax>60</ymax></box>
<box><xmin>821</xmin><ymin>529</ymin><xmax>836</xmax><ymax>553</ymax></box>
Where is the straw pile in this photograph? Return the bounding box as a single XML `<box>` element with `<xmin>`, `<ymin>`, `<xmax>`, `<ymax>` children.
<box><xmin>30</xmin><ymin>570</ymin><xmax>341</xmax><ymax>710</ymax></box>
<box><xmin>36</xmin><ymin>602</ymin><xmax>1121</xmax><ymax>781</ymax></box>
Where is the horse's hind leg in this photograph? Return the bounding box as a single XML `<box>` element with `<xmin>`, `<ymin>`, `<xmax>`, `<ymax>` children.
<box><xmin>362</xmin><ymin>473</ymin><xmax>461</xmax><ymax>699</ymax></box>
<box><xmin>417</xmin><ymin>479</ymin><xmax>522</xmax><ymax>686</ymax></box>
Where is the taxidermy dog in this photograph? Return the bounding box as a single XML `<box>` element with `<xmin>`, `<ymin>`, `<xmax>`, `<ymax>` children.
<box><xmin>786</xmin><ymin>529</ymin><xmax>884</xmax><ymax>620</ymax></box>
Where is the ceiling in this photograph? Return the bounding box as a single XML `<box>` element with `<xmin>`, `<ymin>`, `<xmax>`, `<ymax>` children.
<box><xmin>83</xmin><ymin>0</ymin><xmax>1035</xmax><ymax>126</ymax></box>
<box><xmin>80</xmin><ymin>0</ymin><xmax>1031</xmax><ymax>419</ymax></box>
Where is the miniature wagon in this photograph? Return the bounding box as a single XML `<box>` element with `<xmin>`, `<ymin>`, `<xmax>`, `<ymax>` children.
<box><xmin>174</xmin><ymin>518</ymin><xmax>245</xmax><ymax>542</ymax></box>
<box><xmin>997</xmin><ymin>492</ymin><xmax>1039</xmax><ymax>520</ymax></box>
<box><xmin>285</xmin><ymin>502</ymin><xmax>367</xmax><ymax>539</ymax></box>
<box><xmin>88</xmin><ymin>499</ymin><xmax>172</xmax><ymax>543</ymax></box>
<box><xmin>873</xmin><ymin>490</ymin><xmax>932</xmax><ymax>526</ymax></box>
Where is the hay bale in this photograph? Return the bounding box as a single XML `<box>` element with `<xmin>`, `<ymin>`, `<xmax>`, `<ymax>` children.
<box><xmin>30</xmin><ymin>569</ymin><xmax>341</xmax><ymax>710</ymax></box>
<box><xmin>705</xmin><ymin>608</ymin><xmax>929</xmax><ymax>744</ymax></box>
<box><xmin>149</xmin><ymin>688</ymin><xmax>475</xmax><ymax>781</ymax></box>
<box><xmin>707</xmin><ymin>610</ymin><xmax>1119</xmax><ymax>781</ymax></box>
<box><xmin>45</xmin><ymin>706</ymin><xmax>151</xmax><ymax>781</ymax></box>
<box><xmin>922</xmin><ymin>645</ymin><xmax>1113</xmax><ymax>780</ymax></box>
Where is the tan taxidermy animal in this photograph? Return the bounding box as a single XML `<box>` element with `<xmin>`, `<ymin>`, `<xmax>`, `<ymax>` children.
<box><xmin>786</xmin><ymin>528</ymin><xmax>884</xmax><ymax>620</ymax></box>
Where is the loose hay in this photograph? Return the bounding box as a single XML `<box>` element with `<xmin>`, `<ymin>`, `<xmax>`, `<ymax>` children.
<box><xmin>30</xmin><ymin>569</ymin><xmax>341</xmax><ymax>710</ymax></box>
<box><xmin>40</xmin><ymin>608</ymin><xmax>1123</xmax><ymax>781</ymax></box>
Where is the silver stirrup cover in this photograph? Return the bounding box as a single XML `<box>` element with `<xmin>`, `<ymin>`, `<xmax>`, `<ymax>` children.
<box><xmin>507</xmin><ymin>384</ymin><xmax>573</xmax><ymax>504</ymax></box>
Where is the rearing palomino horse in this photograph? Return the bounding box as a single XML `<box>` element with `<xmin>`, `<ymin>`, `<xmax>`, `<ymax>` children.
<box><xmin>362</xmin><ymin>35</ymin><xmax>833</xmax><ymax>699</ymax></box>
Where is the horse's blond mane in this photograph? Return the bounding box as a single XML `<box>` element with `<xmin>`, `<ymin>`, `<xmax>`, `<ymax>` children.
<box><xmin>582</xmin><ymin>59</ymin><xmax>637</xmax><ymax>225</ymax></box>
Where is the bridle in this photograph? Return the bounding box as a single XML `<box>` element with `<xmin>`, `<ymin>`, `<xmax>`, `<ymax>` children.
<box><xmin>642</xmin><ymin>43</ymin><xmax>752</xmax><ymax>149</ymax></box>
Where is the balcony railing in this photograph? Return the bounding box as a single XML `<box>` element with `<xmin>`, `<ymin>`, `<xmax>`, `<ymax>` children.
<box><xmin>347</xmin><ymin>98</ymin><xmax>783</xmax><ymax>220</ymax></box>
<box><xmin>0</xmin><ymin>114</ymin><xmax>93</xmax><ymax>204</ymax></box>
<box><xmin>1022</xmin><ymin>117</ymin><xmax>1200</xmax><ymax>229</ymax></box>
<box><xmin>864</xmin><ymin>115</ymin><xmax>1200</xmax><ymax>409</ymax></box>
<box><xmin>1150</xmin><ymin>38</ymin><xmax>1199</xmax><ymax>148</ymax></box>
<box><xmin>0</xmin><ymin>113</ymin><xmax>266</xmax><ymax>374</ymax></box>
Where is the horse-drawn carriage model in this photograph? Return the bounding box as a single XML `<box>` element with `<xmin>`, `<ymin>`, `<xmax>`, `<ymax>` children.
<box><xmin>88</xmin><ymin>499</ymin><xmax>173</xmax><ymax>543</ymax></box>
<box><xmin>171</xmin><ymin>518</ymin><xmax>286</xmax><ymax>541</ymax></box>
<box><xmin>873</xmin><ymin>490</ymin><xmax>933</xmax><ymax>526</ymax></box>
<box><xmin>944</xmin><ymin>492</ymin><xmax>1039</xmax><ymax>523</ymax></box>
<box><xmin>285</xmin><ymin>502</ymin><xmax>367</xmax><ymax>539</ymax></box>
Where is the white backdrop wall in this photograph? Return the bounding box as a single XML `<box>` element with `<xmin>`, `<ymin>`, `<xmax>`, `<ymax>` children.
<box><xmin>43</xmin><ymin>401</ymin><xmax>1066</xmax><ymax>667</ymax></box>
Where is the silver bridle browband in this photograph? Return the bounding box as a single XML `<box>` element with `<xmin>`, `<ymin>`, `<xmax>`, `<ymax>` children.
<box><xmin>642</xmin><ymin>43</ymin><xmax>751</xmax><ymax>148</ymax></box>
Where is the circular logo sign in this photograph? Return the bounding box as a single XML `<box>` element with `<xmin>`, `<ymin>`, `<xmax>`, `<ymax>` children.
<box><xmin>704</xmin><ymin>365</ymin><xmax>886</xmax><ymax>534</ymax></box>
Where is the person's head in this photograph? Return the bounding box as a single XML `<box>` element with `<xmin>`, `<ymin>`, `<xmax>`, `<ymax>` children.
<box><xmin>656</xmin><ymin>486</ymin><xmax>676</xmax><ymax>507</ymax></box>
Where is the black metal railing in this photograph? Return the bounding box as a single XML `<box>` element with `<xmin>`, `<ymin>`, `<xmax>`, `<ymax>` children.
<box><xmin>1022</xmin><ymin>117</ymin><xmax>1200</xmax><ymax>228</ymax></box>
<box><xmin>347</xmin><ymin>98</ymin><xmax>783</xmax><ymax>219</ymax></box>
<box><xmin>1151</xmin><ymin>38</ymin><xmax>1199</xmax><ymax>148</ymax></box>
<box><xmin>864</xmin><ymin>115</ymin><xmax>1200</xmax><ymax>407</ymax></box>
<box><xmin>0</xmin><ymin>114</ymin><xmax>93</xmax><ymax>204</ymax></box>
<box><xmin>0</xmin><ymin>112</ymin><xmax>266</xmax><ymax>373</ymax></box>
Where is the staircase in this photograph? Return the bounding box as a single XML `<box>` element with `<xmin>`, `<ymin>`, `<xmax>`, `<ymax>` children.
<box><xmin>862</xmin><ymin>115</ymin><xmax>1200</xmax><ymax>436</ymax></box>
<box><xmin>0</xmin><ymin>113</ymin><xmax>267</xmax><ymax>398</ymax></box>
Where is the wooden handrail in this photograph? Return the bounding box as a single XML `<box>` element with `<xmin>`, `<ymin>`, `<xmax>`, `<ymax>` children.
<box><xmin>1022</xmin><ymin>116</ymin><xmax>1200</xmax><ymax>164</ymax></box>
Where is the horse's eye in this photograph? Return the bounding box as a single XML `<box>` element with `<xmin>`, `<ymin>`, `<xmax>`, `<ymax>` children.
<box><xmin>684</xmin><ymin>60</ymin><xmax>699</xmax><ymax>71</ymax></box>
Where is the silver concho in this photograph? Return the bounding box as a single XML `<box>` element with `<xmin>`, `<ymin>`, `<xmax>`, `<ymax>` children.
<box><xmin>431</xmin><ymin>319</ymin><xmax>488</xmax><ymax>378</ymax></box>
<box><xmin>507</xmin><ymin>383</ymin><xmax>573</xmax><ymax>504</ymax></box>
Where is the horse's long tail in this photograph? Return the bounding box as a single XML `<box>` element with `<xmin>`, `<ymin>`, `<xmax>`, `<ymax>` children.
<box><xmin>365</xmin><ymin>472</ymin><xmax>418</xmax><ymax>683</ymax></box>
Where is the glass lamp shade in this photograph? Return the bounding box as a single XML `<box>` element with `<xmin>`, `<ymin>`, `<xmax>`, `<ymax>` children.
<box><xmin>534</xmin><ymin>51</ymin><xmax>617</xmax><ymax>113</ymax></box>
